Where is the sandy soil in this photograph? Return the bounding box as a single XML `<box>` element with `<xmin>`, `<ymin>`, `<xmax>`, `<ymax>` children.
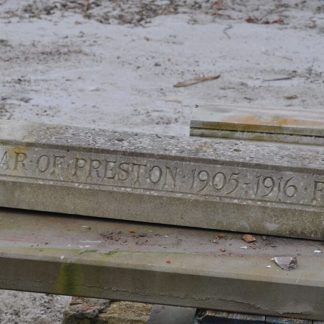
<box><xmin>0</xmin><ymin>0</ymin><xmax>323</xmax><ymax>322</ymax></box>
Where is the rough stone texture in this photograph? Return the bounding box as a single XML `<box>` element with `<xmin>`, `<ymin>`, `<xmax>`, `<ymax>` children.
<box><xmin>1</xmin><ymin>120</ymin><xmax>324</xmax><ymax>239</ymax></box>
<box><xmin>99</xmin><ymin>301</ymin><xmax>152</xmax><ymax>324</ymax></box>
<box><xmin>0</xmin><ymin>290</ymin><xmax>70</xmax><ymax>324</ymax></box>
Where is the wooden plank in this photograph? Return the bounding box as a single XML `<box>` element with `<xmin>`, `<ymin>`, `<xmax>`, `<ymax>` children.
<box><xmin>2</xmin><ymin>121</ymin><xmax>324</xmax><ymax>239</ymax></box>
<box><xmin>0</xmin><ymin>209</ymin><xmax>324</xmax><ymax>320</ymax></box>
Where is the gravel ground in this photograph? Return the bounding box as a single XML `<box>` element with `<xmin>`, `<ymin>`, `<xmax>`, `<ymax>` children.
<box><xmin>0</xmin><ymin>0</ymin><xmax>324</xmax><ymax>322</ymax></box>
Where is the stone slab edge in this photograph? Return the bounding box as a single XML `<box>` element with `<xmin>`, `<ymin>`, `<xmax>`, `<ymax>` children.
<box><xmin>1</xmin><ymin>121</ymin><xmax>324</xmax><ymax>239</ymax></box>
<box><xmin>1</xmin><ymin>247</ymin><xmax>324</xmax><ymax>321</ymax></box>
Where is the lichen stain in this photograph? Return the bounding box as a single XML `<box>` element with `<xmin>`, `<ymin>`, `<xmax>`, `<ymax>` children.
<box><xmin>55</xmin><ymin>262</ymin><xmax>84</xmax><ymax>296</ymax></box>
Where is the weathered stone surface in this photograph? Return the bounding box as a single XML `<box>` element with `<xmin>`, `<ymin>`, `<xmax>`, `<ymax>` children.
<box><xmin>2</xmin><ymin>121</ymin><xmax>324</xmax><ymax>238</ymax></box>
<box><xmin>0</xmin><ymin>210</ymin><xmax>324</xmax><ymax>320</ymax></box>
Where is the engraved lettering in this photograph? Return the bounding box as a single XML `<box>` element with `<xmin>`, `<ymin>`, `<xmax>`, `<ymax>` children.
<box><xmin>283</xmin><ymin>177</ymin><xmax>297</xmax><ymax>198</ymax></box>
<box><xmin>226</xmin><ymin>172</ymin><xmax>240</xmax><ymax>194</ymax></box>
<box><xmin>104</xmin><ymin>160</ymin><xmax>116</xmax><ymax>179</ymax></box>
<box><xmin>261</xmin><ymin>176</ymin><xmax>275</xmax><ymax>197</ymax></box>
<box><xmin>212</xmin><ymin>172</ymin><xmax>226</xmax><ymax>191</ymax></box>
<box><xmin>190</xmin><ymin>168</ymin><xmax>197</xmax><ymax>189</ymax></box>
<box><xmin>313</xmin><ymin>181</ymin><xmax>324</xmax><ymax>202</ymax></box>
<box><xmin>14</xmin><ymin>152</ymin><xmax>27</xmax><ymax>170</ymax></box>
<box><xmin>118</xmin><ymin>162</ymin><xmax>130</xmax><ymax>181</ymax></box>
<box><xmin>0</xmin><ymin>151</ymin><xmax>9</xmax><ymax>170</ymax></box>
<box><xmin>196</xmin><ymin>170</ymin><xmax>210</xmax><ymax>193</ymax></box>
<box><xmin>148</xmin><ymin>166</ymin><xmax>162</xmax><ymax>184</ymax></box>
<box><xmin>37</xmin><ymin>155</ymin><xmax>50</xmax><ymax>173</ymax></box>
<box><xmin>132</xmin><ymin>163</ymin><xmax>146</xmax><ymax>185</ymax></box>
<box><xmin>73</xmin><ymin>158</ymin><xmax>87</xmax><ymax>177</ymax></box>
<box><xmin>163</xmin><ymin>166</ymin><xmax>177</xmax><ymax>189</ymax></box>
<box><xmin>51</xmin><ymin>155</ymin><xmax>65</xmax><ymax>175</ymax></box>
<box><xmin>88</xmin><ymin>159</ymin><xmax>102</xmax><ymax>178</ymax></box>
<box><xmin>255</xmin><ymin>175</ymin><xmax>261</xmax><ymax>196</ymax></box>
<box><xmin>0</xmin><ymin>144</ymin><xmax>313</xmax><ymax>207</ymax></box>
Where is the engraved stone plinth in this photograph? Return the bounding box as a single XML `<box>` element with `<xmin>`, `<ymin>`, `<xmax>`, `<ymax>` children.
<box><xmin>1</xmin><ymin>120</ymin><xmax>324</xmax><ymax>239</ymax></box>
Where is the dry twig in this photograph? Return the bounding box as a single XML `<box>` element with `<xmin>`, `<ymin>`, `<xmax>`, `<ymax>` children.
<box><xmin>174</xmin><ymin>75</ymin><xmax>220</xmax><ymax>88</ymax></box>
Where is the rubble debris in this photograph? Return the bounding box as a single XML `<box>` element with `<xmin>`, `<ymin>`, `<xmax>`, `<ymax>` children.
<box><xmin>272</xmin><ymin>256</ymin><xmax>298</xmax><ymax>271</ymax></box>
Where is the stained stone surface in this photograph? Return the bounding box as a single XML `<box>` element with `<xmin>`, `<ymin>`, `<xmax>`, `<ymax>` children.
<box><xmin>2</xmin><ymin>120</ymin><xmax>324</xmax><ymax>239</ymax></box>
<box><xmin>191</xmin><ymin>104</ymin><xmax>324</xmax><ymax>136</ymax></box>
<box><xmin>191</xmin><ymin>104</ymin><xmax>324</xmax><ymax>145</ymax></box>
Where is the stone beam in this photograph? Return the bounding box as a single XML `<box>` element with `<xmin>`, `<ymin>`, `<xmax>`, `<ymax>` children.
<box><xmin>0</xmin><ymin>209</ymin><xmax>324</xmax><ymax>320</ymax></box>
<box><xmin>0</xmin><ymin>121</ymin><xmax>324</xmax><ymax>239</ymax></box>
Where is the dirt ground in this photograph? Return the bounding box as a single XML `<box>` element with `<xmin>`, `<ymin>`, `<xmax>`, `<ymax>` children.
<box><xmin>0</xmin><ymin>0</ymin><xmax>324</xmax><ymax>323</ymax></box>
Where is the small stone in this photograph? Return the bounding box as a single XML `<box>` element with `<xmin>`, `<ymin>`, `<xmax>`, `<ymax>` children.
<box><xmin>242</xmin><ymin>234</ymin><xmax>256</xmax><ymax>243</ymax></box>
<box><xmin>272</xmin><ymin>256</ymin><xmax>298</xmax><ymax>271</ymax></box>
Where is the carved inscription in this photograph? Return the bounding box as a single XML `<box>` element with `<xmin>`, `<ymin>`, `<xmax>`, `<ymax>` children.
<box><xmin>0</xmin><ymin>146</ymin><xmax>324</xmax><ymax>207</ymax></box>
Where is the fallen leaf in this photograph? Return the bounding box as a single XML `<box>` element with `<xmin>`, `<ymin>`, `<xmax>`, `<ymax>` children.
<box><xmin>245</xmin><ymin>16</ymin><xmax>259</xmax><ymax>24</ymax></box>
<box><xmin>284</xmin><ymin>95</ymin><xmax>298</xmax><ymax>100</ymax></box>
<box><xmin>174</xmin><ymin>75</ymin><xmax>220</xmax><ymax>88</ymax></box>
<box><xmin>270</xmin><ymin>17</ymin><xmax>285</xmax><ymax>25</ymax></box>
<box><xmin>242</xmin><ymin>234</ymin><xmax>256</xmax><ymax>243</ymax></box>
